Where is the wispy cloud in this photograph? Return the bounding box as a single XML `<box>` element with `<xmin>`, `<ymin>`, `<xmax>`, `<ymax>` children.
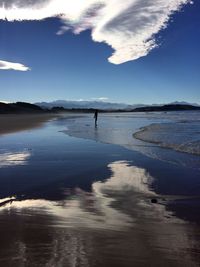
<box><xmin>0</xmin><ymin>0</ymin><xmax>190</xmax><ymax>64</ymax></box>
<box><xmin>0</xmin><ymin>60</ymin><xmax>30</xmax><ymax>71</ymax></box>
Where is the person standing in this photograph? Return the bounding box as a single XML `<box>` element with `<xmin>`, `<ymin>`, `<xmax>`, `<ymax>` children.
<box><xmin>94</xmin><ymin>109</ymin><xmax>98</xmax><ymax>127</ymax></box>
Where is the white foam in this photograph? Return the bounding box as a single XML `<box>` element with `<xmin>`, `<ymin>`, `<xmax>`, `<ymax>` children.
<box><xmin>134</xmin><ymin>121</ymin><xmax>200</xmax><ymax>156</ymax></box>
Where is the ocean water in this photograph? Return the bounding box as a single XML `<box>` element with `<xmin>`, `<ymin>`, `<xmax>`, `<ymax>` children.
<box><xmin>64</xmin><ymin>111</ymin><xmax>200</xmax><ymax>169</ymax></box>
<box><xmin>134</xmin><ymin>121</ymin><xmax>200</xmax><ymax>155</ymax></box>
<box><xmin>0</xmin><ymin>113</ymin><xmax>200</xmax><ymax>266</ymax></box>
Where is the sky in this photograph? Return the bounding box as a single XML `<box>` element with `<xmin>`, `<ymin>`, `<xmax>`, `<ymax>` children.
<box><xmin>0</xmin><ymin>0</ymin><xmax>199</xmax><ymax>105</ymax></box>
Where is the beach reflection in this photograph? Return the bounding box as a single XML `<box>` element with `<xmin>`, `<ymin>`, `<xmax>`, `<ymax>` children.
<box><xmin>0</xmin><ymin>161</ymin><xmax>199</xmax><ymax>266</ymax></box>
<box><xmin>0</xmin><ymin>161</ymin><xmax>161</xmax><ymax>230</ymax></box>
<box><xmin>0</xmin><ymin>150</ymin><xmax>30</xmax><ymax>168</ymax></box>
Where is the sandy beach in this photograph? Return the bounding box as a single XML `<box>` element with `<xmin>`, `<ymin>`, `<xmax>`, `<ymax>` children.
<box><xmin>0</xmin><ymin>113</ymin><xmax>58</xmax><ymax>135</ymax></box>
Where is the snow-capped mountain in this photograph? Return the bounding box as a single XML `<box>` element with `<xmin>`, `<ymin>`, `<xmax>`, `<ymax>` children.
<box><xmin>35</xmin><ymin>100</ymin><xmax>200</xmax><ymax>111</ymax></box>
<box><xmin>35</xmin><ymin>100</ymin><xmax>145</xmax><ymax>110</ymax></box>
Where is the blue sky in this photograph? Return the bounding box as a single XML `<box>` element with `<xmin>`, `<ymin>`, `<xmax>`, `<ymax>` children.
<box><xmin>0</xmin><ymin>0</ymin><xmax>199</xmax><ymax>104</ymax></box>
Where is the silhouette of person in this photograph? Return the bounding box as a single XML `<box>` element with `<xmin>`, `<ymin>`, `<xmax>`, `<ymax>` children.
<box><xmin>94</xmin><ymin>109</ymin><xmax>98</xmax><ymax>127</ymax></box>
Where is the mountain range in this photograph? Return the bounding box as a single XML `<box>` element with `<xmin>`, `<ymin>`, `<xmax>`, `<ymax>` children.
<box><xmin>35</xmin><ymin>100</ymin><xmax>200</xmax><ymax>110</ymax></box>
<box><xmin>1</xmin><ymin>101</ymin><xmax>200</xmax><ymax>114</ymax></box>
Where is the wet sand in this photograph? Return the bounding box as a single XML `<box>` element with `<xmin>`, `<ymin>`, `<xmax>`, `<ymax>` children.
<box><xmin>0</xmin><ymin>113</ymin><xmax>58</xmax><ymax>135</ymax></box>
<box><xmin>0</xmin><ymin>160</ymin><xmax>199</xmax><ymax>266</ymax></box>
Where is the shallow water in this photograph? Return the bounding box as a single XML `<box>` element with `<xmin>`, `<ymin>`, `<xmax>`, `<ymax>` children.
<box><xmin>0</xmin><ymin>113</ymin><xmax>200</xmax><ymax>266</ymax></box>
<box><xmin>64</xmin><ymin>111</ymin><xmax>200</xmax><ymax>169</ymax></box>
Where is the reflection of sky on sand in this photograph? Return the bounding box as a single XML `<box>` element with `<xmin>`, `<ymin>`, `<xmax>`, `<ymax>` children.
<box><xmin>0</xmin><ymin>150</ymin><xmax>31</xmax><ymax>168</ymax></box>
<box><xmin>1</xmin><ymin>162</ymin><xmax>135</xmax><ymax>231</ymax></box>
<box><xmin>93</xmin><ymin>161</ymin><xmax>154</xmax><ymax>196</ymax></box>
<box><xmin>0</xmin><ymin>161</ymin><xmax>171</xmax><ymax>229</ymax></box>
<box><xmin>0</xmin><ymin>161</ymin><xmax>198</xmax><ymax>266</ymax></box>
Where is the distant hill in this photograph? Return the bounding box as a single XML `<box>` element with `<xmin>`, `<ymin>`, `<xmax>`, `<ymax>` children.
<box><xmin>133</xmin><ymin>104</ymin><xmax>200</xmax><ymax>112</ymax></box>
<box><xmin>0</xmin><ymin>102</ymin><xmax>44</xmax><ymax>114</ymax></box>
<box><xmin>168</xmin><ymin>101</ymin><xmax>200</xmax><ymax>107</ymax></box>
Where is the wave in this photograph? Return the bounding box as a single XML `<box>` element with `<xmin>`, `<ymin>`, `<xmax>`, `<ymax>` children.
<box><xmin>134</xmin><ymin>122</ymin><xmax>200</xmax><ymax>156</ymax></box>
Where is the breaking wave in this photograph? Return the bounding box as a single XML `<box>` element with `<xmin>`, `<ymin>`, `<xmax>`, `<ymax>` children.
<box><xmin>134</xmin><ymin>121</ymin><xmax>200</xmax><ymax>156</ymax></box>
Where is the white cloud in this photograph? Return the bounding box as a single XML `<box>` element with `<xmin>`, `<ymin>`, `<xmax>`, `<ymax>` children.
<box><xmin>91</xmin><ymin>97</ymin><xmax>109</xmax><ymax>102</ymax></box>
<box><xmin>0</xmin><ymin>60</ymin><xmax>30</xmax><ymax>71</ymax></box>
<box><xmin>0</xmin><ymin>100</ymin><xmax>10</xmax><ymax>103</ymax></box>
<box><xmin>0</xmin><ymin>0</ymin><xmax>190</xmax><ymax>64</ymax></box>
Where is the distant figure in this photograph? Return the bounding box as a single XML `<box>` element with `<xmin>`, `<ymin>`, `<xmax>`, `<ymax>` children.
<box><xmin>94</xmin><ymin>109</ymin><xmax>98</xmax><ymax>127</ymax></box>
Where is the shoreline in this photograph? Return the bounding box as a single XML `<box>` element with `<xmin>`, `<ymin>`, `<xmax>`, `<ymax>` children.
<box><xmin>0</xmin><ymin>113</ymin><xmax>58</xmax><ymax>136</ymax></box>
<box><xmin>133</xmin><ymin>123</ymin><xmax>200</xmax><ymax>156</ymax></box>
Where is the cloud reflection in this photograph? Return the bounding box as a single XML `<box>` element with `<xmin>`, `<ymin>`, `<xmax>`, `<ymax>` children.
<box><xmin>0</xmin><ymin>161</ymin><xmax>197</xmax><ymax>266</ymax></box>
<box><xmin>0</xmin><ymin>151</ymin><xmax>31</xmax><ymax>168</ymax></box>
<box><xmin>93</xmin><ymin>160</ymin><xmax>154</xmax><ymax>196</ymax></box>
<box><xmin>0</xmin><ymin>161</ymin><xmax>179</xmax><ymax>227</ymax></box>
